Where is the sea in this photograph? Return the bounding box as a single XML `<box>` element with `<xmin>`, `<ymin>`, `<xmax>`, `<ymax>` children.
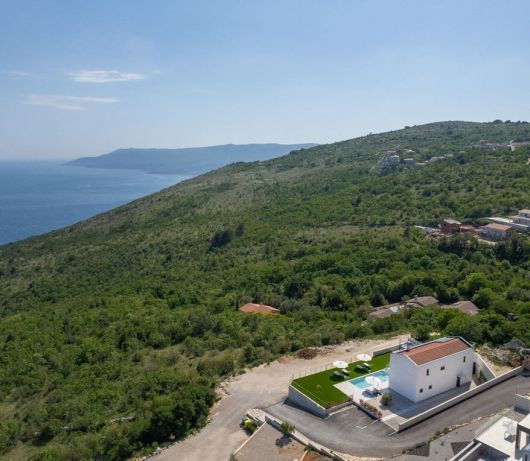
<box><xmin>0</xmin><ymin>160</ymin><xmax>188</xmax><ymax>245</ymax></box>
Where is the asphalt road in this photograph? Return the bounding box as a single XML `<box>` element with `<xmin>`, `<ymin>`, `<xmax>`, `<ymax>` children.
<box><xmin>150</xmin><ymin>337</ymin><xmax>406</xmax><ymax>461</ymax></box>
<box><xmin>264</xmin><ymin>374</ymin><xmax>530</xmax><ymax>458</ymax></box>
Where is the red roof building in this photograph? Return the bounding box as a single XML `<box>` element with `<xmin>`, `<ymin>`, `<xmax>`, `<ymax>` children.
<box><xmin>239</xmin><ymin>303</ymin><xmax>280</xmax><ymax>314</ymax></box>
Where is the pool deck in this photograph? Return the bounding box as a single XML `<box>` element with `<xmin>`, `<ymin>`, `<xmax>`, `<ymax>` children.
<box><xmin>334</xmin><ymin>369</ymin><xmax>390</xmax><ymax>402</ymax></box>
<box><xmin>334</xmin><ymin>369</ymin><xmax>478</xmax><ymax>431</ymax></box>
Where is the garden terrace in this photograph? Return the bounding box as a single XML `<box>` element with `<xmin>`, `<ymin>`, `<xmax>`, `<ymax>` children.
<box><xmin>291</xmin><ymin>352</ymin><xmax>391</xmax><ymax>408</ymax></box>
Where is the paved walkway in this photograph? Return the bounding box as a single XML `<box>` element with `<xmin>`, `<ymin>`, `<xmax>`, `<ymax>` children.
<box><xmin>151</xmin><ymin>336</ymin><xmax>408</xmax><ymax>461</ymax></box>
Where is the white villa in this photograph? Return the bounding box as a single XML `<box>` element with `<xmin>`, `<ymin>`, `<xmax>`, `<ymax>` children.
<box><xmin>388</xmin><ymin>337</ymin><xmax>474</xmax><ymax>403</ymax></box>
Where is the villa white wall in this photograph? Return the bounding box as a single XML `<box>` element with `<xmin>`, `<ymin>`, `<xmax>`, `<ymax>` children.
<box><xmin>389</xmin><ymin>348</ymin><xmax>474</xmax><ymax>403</ymax></box>
<box><xmin>388</xmin><ymin>352</ymin><xmax>418</xmax><ymax>402</ymax></box>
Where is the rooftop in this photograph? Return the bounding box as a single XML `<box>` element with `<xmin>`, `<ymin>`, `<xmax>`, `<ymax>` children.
<box><xmin>483</xmin><ymin>223</ymin><xmax>513</xmax><ymax>231</ymax></box>
<box><xmin>443</xmin><ymin>218</ymin><xmax>461</xmax><ymax>225</ymax></box>
<box><xmin>441</xmin><ymin>300</ymin><xmax>479</xmax><ymax>316</ymax></box>
<box><xmin>475</xmin><ymin>412</ymin><xmax>530</xmax><ymax>460</ymax></box>
<box><xmin>239</xmin><ymin>303</ymin><xmax>280</xmax><ymax>314</ymax></box>
<box><xmin>405</xmin><ymin>296</ymin><xmax>439</xmax><ymax>307</ymax></box>
<box><xmin>402</xmin><ymin>337</ymin><xmax>472</xmax><ymax>366</ymax></box>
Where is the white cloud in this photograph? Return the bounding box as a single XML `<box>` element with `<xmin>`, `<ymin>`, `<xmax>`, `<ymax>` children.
<box><xmin>1</xmin><ymin>70</ymin><xmax>35</xmax><ymax>77</ymax></box>
<box><xmin>67</xmin><ymin>70</ymin><xmax>145</xmax><ymax>83</ymax></box>
<box><xmin>25</xmin><ymin>94</ymin><xmax>119</xmax><ymax>111</ymax></box>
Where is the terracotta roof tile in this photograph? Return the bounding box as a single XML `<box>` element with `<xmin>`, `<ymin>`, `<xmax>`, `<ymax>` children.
<box><xmin>483</xmin><ymin>223</ymin><xmax>513</xmax><ymax>232</ymax></box>
<box><xmin>239</xmin><ymin>303</ymin><xmax>280</xmax><ymax>314</ymax></box>
<box><xmin>403</xmin><ymin>338</ymin><xmax>471</xmax><ymax>365</ymax></box>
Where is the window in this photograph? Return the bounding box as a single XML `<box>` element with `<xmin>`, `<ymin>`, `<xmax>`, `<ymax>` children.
<box><xmin>463</xmin><ymin>356</ymin><xmax>466</xmax><ymax>363</ymax></box>
<box><xmin>426</xmin><ymin>369</ymin><xmax>430</xmax><ymax>376</ymax></box>
<box><xmin>419</xmin><ymin>388</ymin><xmax>423</xmax><ymax>393</ymax></box>
<box><xmin>429</xmin><ymin>385</ymin><xmax>432</xmax><ymax>390</ymax></box>
<box><xmin>440</xmin><ymin>366</ymin><xmax>445</xmax><ymax>371</ymax></box>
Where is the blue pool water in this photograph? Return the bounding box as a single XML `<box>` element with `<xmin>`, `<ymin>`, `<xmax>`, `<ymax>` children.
<box><xmin>350</xmin><ymin>369</ymin><xmax>390</xmax><ymax>390</ymax></box>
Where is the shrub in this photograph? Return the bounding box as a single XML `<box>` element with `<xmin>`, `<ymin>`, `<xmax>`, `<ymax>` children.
<box><xmin>381</xmin><ymin>392</ymin><xmax>392</xmax><ymax>406</ymax></box>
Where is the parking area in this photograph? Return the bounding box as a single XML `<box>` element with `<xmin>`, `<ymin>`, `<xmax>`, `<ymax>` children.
<box><xmin>263</xmin><ymin>374</ymin><xmax>530</xmax><ymax>458</ymax></box>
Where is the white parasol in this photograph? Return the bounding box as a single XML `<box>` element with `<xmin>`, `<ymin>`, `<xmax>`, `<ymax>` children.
<box><xmin>365</xmin><ymin>375</ymin><xmax>381</xmax><ymax>389</ymax></box>
<box><xmin>333</xmin><ymin>360</ymin><xmax>348</xmax><ymax>369</ymax></box>
<box><xmin>357</xmin><ymin>353</ymin><xmax>371</xmax><ymax>362</ymax></box>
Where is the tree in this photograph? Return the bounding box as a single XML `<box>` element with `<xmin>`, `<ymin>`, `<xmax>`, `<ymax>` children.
<box><xmin>210</xmin><ymin>229</ymin><xmax>234</xmax><ymax>248</ymax></box>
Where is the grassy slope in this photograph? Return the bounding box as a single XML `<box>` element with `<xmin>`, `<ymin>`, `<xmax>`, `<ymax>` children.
<box><xmin>1</xmin><ymin>121</ymin><xmax>530</xmax><ymax>458</ymax></box>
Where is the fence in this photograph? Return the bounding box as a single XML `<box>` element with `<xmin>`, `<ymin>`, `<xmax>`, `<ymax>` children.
<box><xmin>290</xmin><ymin>340</ymin><xmax>403</xmax><ymax>382</ymax></box>
<box><xmin>397</xmin><ymin>366</ymin><xmax>523</xmax><ymax>432</ymax></box>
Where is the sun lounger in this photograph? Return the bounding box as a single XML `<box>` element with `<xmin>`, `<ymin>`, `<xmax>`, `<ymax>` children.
<box><xmin>363</xmin><ymin>362</ymin><xmax>371</xmax><ymax>368</ymax></box>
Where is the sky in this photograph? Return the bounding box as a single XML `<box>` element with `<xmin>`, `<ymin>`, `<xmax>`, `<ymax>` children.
<box><xmin>1</xmin><ymin>0</ymin><xmax>530</xmax><ymax>159</ymax></box>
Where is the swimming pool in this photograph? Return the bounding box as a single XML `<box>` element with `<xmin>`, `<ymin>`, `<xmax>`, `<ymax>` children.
<box><xmin>349</xmin><ymin>369</ymin><xmax>390</xmax><ymax>390</ymax></box>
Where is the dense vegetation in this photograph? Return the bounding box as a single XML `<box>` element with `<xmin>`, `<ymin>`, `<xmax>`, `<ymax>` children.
<box><xmin>1</xmin><ymin>121</ymin><xmax>530</xmax><ymax>459</ymax></box>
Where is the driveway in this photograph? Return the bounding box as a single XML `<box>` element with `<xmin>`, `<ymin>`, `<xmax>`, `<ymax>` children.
<box><xmin>264</xmin><ymin>374</ymin><xmax>530</xmax><ymax>458</ymax></box>
<box><xmin>150</xmin><ymin>336</ymin><xmax>408</xmax><ymax>461</ymax></box>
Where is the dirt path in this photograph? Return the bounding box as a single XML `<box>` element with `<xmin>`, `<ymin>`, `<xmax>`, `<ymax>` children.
<box><xmin>150</xmin><ymin>335</ymin><xmax>408</xmax><ymax>461</ymax></box>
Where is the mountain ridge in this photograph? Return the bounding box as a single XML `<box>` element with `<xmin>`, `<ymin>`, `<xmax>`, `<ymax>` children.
<box><xmin>1</xmin><ymin>120</ymin><xmax>530</xmax><ymax>460</ymax></box>
<box><xmin>66</xmin><ymin>143</ymin><xmax>318</xmax><ymax>175</ymax></box>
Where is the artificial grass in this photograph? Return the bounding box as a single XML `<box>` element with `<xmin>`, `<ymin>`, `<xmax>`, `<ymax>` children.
<box><xmin>291</xmin><ymin>352</ymin><xmax>390</xmax><ymax>408</ymax></box>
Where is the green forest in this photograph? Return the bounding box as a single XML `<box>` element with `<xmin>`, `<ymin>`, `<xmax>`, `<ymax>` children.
<box><xmin>1</xmin><ymin>121</ymin><xmax>530</xmax><ymax>459</ymax></box>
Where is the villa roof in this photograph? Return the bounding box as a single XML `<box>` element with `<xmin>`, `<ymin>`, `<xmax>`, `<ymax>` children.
<box><xmin>239</xmin><ymin>303</ymin><xmax>280</xmax><ymax>314</ymax></box>
<box><xmin>403</xmin><ymin>337</ymin><xmax>472</xmax><ymax>366</ymax></box>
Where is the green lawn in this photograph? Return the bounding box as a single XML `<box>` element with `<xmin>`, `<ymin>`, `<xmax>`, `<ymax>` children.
<box><xmin>291</xmin><ymin>352</ymin><xmax>390</xmax><ymax>408</ymax></box>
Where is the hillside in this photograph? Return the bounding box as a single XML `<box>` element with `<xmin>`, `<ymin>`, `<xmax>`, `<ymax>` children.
<box><xmin>1</xmin><ymin>121</ymin><xmax>530</xmax><ymax>460</ymax></box>
<box><xmin>67</xmin><ymin>143</ymin><xmax>317</xmax><ymax>175</ymax></box>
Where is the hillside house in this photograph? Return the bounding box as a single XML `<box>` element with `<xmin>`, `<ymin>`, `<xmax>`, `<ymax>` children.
<box><xmin>441</xmin><ymin>300</ymin><xmax>479</xmax><ymax>316</ymax></box>
<box><xmin>405</xmin><ymin>296</ymin><xmax>439</xmax><ymax>308</ymax></box>
<box><xmin>368</xmin><ymin>296</ymin><xmax>439</xmax><ymax>320</ymax></box>
<box><xmin>388</xmin><ymin>337</ymin><xmax>474</xmax><ymax>403</ymax></box>
<box><xmin>481</xmin><ymin>223</ymin><xmax>513</xmax><ymax>241</ymax></box>
<box><xmin>239</xmin><ymin>303</ymin><xmax>280</xmax><ymax>314</ymax></box>
<box><xmin>517</xmin><ymin>209</ymin><xmax>530</xmax><ymax>227</ymax></box>
<box><xmin>487</xmin><ymin>209</ymin><xmax>530</xmax><ymax>232</ymax></box>
<box><xmin>440</xmin><ymin>218</ymin><xmax>461</xmax><ymax>234</ymax></box>
<box><xmin>403</xmin><ymin>158</ymin><xmax>415</xmax><ymax>167</ymax></box>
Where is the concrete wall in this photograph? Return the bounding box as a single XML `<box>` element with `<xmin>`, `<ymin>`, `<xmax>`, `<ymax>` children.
<box><xmin>473</xmin><ymin>353</ymin><xmax>496</xmax><ymax>381</ymax></box>
<box><xmin>515</xmin><ymin>394</ymin><xmax>530</xmax><ymax>413</ymax></box>
<box><xmin>373</xmin><ymin>343</ymin><xmax>402</xmax><ymax>357</ymax></box>
<box><xmin>287</xmin><ymin>385</ymin><xmax>328</xmax><ymax>418</ymax></box>
<box><xmin>397</xmin><ymin>366</ymin><xmax>523</xmax><ymax>431</ymax></box>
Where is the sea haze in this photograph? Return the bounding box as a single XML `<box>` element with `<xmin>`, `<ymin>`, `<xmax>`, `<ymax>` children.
<box><xmin>0</xmin><ymin>161</ymin><xmax>187</xmax><ymax>245</ymax></box>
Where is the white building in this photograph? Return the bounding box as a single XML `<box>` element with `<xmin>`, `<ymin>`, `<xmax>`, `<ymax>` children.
<box><xmin>388</xmin><ymin>337</ymin><xmax>474</xmax><ymax>403</ymax></box>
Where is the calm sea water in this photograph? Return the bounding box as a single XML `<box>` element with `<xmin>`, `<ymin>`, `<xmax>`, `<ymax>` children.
<box><xmin>0</xmin><ymin>161</ymin><xmax>188</xmax><ymax>245</ymax></box>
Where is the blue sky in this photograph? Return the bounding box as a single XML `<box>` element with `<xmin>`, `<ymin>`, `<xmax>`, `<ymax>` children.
<box><xmin>1</xmin><ymin>0</ymin><xmax>529</xmax><ymax>159</ymax></box>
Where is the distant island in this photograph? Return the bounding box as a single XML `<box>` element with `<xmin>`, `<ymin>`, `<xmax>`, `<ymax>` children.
<box><xmin>67</xmin><ymin>143</ymin><xmax>317</xmax><ymax>175</ymax></box>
